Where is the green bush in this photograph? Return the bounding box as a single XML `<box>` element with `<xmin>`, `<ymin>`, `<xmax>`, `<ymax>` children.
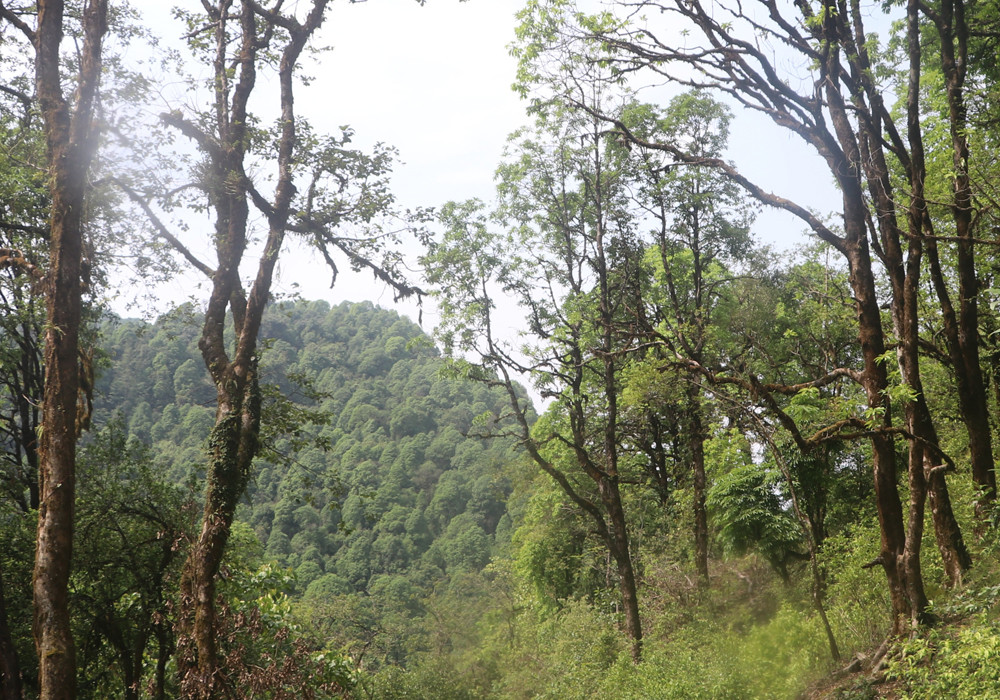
<box><xmin>886</xmin><ymin>616</ymin><xmax>1000</xmax><ymax>699</ymax></box>
<box><xmin>597</xmin><ymin>633</ymin><xmax>746</xmax><ymax>699</ymax></box>
<box><xmin>731</xmin><ymin>605</ymin><xmax>830</xmax><ymax>698</ymax></box>
<box><xmin>821</xmin><ymin>523</ymin><xmax>891</xmax><ymax>655</ymax></box>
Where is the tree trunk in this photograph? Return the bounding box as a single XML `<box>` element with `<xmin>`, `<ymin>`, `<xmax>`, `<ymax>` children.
<box><xmin>16</xmin><ymin>315</ymin><xmax>41</xmax><ymax>513</ymax></box>
<box><xmin>31</xmin><ymin>2</ymin><xmax>108</xmax><ymax>697</ymax></box>
<box><xmin>826</xmin><ymin>1</ymin><xmax>929</xmax><ymax>629</ymax></box>
<box><xmin>33</xmin><ymin>144</ymin><xmax>82</xmax><ymax>700</ymax></box>
<box><xmin>841</xmin><ymin>213</ymin><xmax>918</xmax><ymax>633</ymax></box>
<box><xmin>686</xmin><ymin>383</ymin><xmax>709</xmax><ymax>585</ymax></box>
<box><xmin>926</xmin><ymin>224</ymin><xmax>996</xmax><ymax>511</ymax></box>
<box><xmin>890</xmin><ymin>215</ymin><xmax>970</xmax><ymax>587</ymax></box>
<box><xmin>599</xmin><ymin>477</ymin><xmax>642</xmax><ymax>662</ymax></box>
<box><xmin>925</xmin><ymin>451</ymin><xmax>972</xmax><ymax>587</ymax></box>
<box><xmin>935</xmin><ymin>0</ymin><xmax>996</xmax><ymax>510</ymax></box>
<box><xmin>902</xmin><ymin>439</ymin><xmax>930</xmax><ymax>630</ymax></box>
<box><xmin>889</xmin><ymin>0</ymin><xmax>971</xmax><ymax>586</ymax></box>
<box><xmin>153</xmin><ymin>612</ymin><xmax>170</xmax><ymax>700</ymax></box>
<box><xmin>168</xmin><ymin>5</ymin><xmax>331</xmax><ymax>694</ymax></box>
<box><xmin>178</xmin><ymin>371</ymin><xmax>260</xmax><ymax>698</ymax></box>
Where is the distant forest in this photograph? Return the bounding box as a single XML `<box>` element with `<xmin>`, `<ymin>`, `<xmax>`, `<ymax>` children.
<box><xmin>99</xmin><ymin>300</ymin><xmax>520</xmax><ymax>603</ymax></box>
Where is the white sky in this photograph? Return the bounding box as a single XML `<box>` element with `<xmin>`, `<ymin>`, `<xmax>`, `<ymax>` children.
<box><xmin>120</xmin><ymin>1</ymin><xmax>838</xmax><ymax>328</ymax></box>
<box><xmin>282</xmin><ymin>0</ymin><xmax>530</xmax><ymax>324</ymax></box>
<box><xmin>124</xmin><ymin>0</ymin><xmax>528</xmax><ymax>326</ymax></box>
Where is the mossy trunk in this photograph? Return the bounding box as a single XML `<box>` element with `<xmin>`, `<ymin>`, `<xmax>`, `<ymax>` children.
<box><xmin>177</xmin><ymin>368</ymin><xmax>260</xmax><ymax>698</ymax></box>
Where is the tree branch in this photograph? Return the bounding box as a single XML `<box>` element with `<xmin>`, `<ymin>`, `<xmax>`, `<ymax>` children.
<box><xmin>113</xmin><ymin>178</ymin><xmax>215</xmax><ymax>278</ymax></box>
<box><xmin>0</xmin><ymin>2</ymin><xmax>36</xmax><ymax>41</ymax></box>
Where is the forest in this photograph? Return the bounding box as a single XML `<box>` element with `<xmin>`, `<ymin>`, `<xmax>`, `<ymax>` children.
<box><xmin>2</xmin><ymin>0</ymin><xmax>1000</xmax><ymax>698</ymax></box>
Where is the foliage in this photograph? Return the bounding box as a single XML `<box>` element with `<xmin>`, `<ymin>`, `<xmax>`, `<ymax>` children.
<box><xmin>73</xmin><ymin>418</ymin><xmax>193</xmax><ymax>698</ymax></box>
<box><xmin>880</xmin><ymin>530</ymin><xmax>1000</xmax><ymax>698</ymax></box>
<box><xmin>707</xmin><ymin>460</ymin><xmax>802</xmax><ymax>579</ymax></box>
<box><xmin>203</xmin><ymin>559</ymin><xmax>356</xmax><ymax>698</ymax></box>
<box><xmin>94</xmin><ymin>300</ymin><xmax>521</xmax><ymax>676</ymax></box>
<box><xmin>886</xmin><ymin>615</ymin><xmax>1000</xmax><ymax>699</ymax></box>
<box><xmin>8</xmin><ymin>0</ymin><xmax>1000</xmax><ymax>696</ymax></box>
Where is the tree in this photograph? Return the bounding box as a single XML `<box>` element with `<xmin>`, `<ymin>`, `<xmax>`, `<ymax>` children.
<box><xmin>114</xmin><ymin>3</ymin><xmax>422</xmax><ymax>693</ymax></box>
<box><xmin>0</xmin><ymin>73</ymin><xmax>48</xmax><ymax>700</ymax></box>
<box><xmin>73</xmin><ymin>418</ymin><xmax>192</xmax><ymax>700</ymax></box>
<box><xmin>0</xmin><ymin>1</ymin><xmax>109</xmax><ymax>696</ymax></box>
<box><xmin>0</xmin><ymin>112</ymin><xmax>47</xmax><ymax>518</ymax></box>
<box><xmin>919</xmin><ymin>1</ymin><xmax>997</xmax><ymax>515</ymax></box>
<box><xmin>428</xmin><ymin>93</ymin><xmax>647</xmax><ymax>660</ymax></box>
<box><xmin>623</xmin><ymin>92</ymin><xmax>754</xmax><ymax>582</ymax></box>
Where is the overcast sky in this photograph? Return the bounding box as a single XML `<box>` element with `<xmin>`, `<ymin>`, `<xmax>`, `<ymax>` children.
<box><xmin>282</xmin><ymin>0</ymin><xmax>529</xmax><ymax>321</ymax></box>
<box><xmin>129</xmin><ymin>1</ymin><xmax>527</xmax><ymax>323</ymax></box>
<box><xmin>126</xmin><ymin>1</ymin><xmax>838</xmax><ymax>326</ymax></box>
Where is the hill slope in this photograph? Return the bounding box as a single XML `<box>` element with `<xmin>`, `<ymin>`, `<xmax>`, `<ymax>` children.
<box><xmin>96</xmin><ymin>299</ymin><xmax>525</xmax><ymax>668</ymax></box>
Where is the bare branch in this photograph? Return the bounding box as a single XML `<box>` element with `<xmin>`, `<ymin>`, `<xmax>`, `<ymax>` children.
<box><xmin>113</xmin><ymin>178</ymin><xmax>215</xmax><ymax>278</ymax></box>
<box><xmin>0</xmin><ymin>2</ymin><xmax>36</xmax><ymax>41</ymax></box>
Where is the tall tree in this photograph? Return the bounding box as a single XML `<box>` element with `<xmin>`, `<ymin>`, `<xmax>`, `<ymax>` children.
<box><xmin>165</xmin><ymin>3</ymin><xmax>328</xmax><ymax>693</ymax></box>
<box><xmin>429</xmin><ymin>95</ymin><xmax>647</xmax><ymax>660</ymax></box>
<box><xmin>624</xmin><ymin>93</ymin><xmax>754</xmax><ymax>583</ymax></box>
<box><xmin>0</xmin><ymin>71</ymin><xmax>48</xmax><ymax>700</ymax></box>
<box><xmin>0</xmin><ymin>1</ymin><xmax>109</xmax><ymax>696</ymax></box>
<box><xmin>116</xmin><ymin>2</ymin><xmax>420</xmax><ymax>694</ymax></box>
<box><xmin>920</xmin><ymin>0</ymin><xmax>997</xmax><ymax>513</ymax></box>
<box><xmin>516</xmin><ymin>0</ymin><xmax>987</xmax><ymax>635</ymax></box>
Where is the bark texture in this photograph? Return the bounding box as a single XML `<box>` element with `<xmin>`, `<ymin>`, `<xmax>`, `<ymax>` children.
<box><xmin>29</xmin><ymin>1</ymin><xmax>108</xmax><ymax>697</ymax></box>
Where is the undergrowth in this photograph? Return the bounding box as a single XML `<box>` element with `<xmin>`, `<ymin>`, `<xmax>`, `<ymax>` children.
<box><xmin>351</xmin><ymin>519</ymin><xmax>1000</xmax><ymax>699</ymax></box>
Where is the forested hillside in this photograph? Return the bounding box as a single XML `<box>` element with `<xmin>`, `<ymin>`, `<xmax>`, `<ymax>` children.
<box><xmin>97</xmin><ymin>301</ymin><xmax>522</xmax><ymax>668</ymax></box>
<box><xmin>81</xmin><ymin>299</ymin><xmax>885</xmax><ymax>699</ymax></box>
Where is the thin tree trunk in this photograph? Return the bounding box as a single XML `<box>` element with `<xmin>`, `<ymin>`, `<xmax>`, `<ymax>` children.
<box><xmin>16</xmin><ymin>316</ymin><xmax>40</xmax><ymax>512</ymax></box>
<box><xmin>936</xmin><ymin>0</ymin><xmax>996</xmax><ymax>510</ymax></box>
<box><xmin>591</xmin><ymin>115</ymin><xmax>643</xmax><ymax>662</ymax></box>
<box><xmin>154</xmin><ymin>617</ymin><xmax>170</xmax><ymax>700</ymax></box>
<box><xmin>925</xmin><ymin>227</ymin><xmax>995</xmax><ymax>506</ymax></box>
<box><xmin>600</xmin><ymin>477</ymin><xmax>642</xmax><ymax>662</ymax></box>
<box><xmin>890</xmin><ymin>210</ymin><xmax>970</xmax><ymax>587</ymax></box>
<box><xmin>686</xmin><ymin>383</ymin><xmax>709</xmax><ymax>585</ymax></box>
<box><xmin>894</xmin><ymin>0</ymin><xmax>970</xmax><ymax>586</ymax></box>
<box><xmin>756</xmin><ymin>423</ymin><xmax>840</xmax><ymax>662</ymax></box>
<box><xmin>902</xmin><ymin>441</ymin><xmax>930</xmax><ymax>629</ymax></box>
